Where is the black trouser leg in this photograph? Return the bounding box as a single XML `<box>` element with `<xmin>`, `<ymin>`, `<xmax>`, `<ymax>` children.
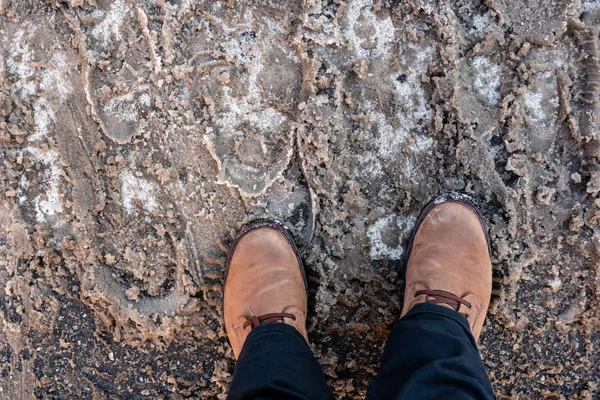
<box><xmin>227</xmin><ymin>323</ymin><xmax>334</xmax><ymax>400</ymax></box>
<box><xmin>367</xmin><ymin>303</ymin><xmax>495</xmax><ymax>400</ymax></box>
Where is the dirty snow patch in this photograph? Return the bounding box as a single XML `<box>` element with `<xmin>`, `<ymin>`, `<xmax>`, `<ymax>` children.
<box><xmin>369</xmin><ymin>108</ymin><xmax>432</xmax><ymax>158</ymax></box>
<box><xmin>103</xmin><ymin>87</ymin><xmax>150</xmax><ymax>122</ymax></box>
<box><xmin>523</xmin><ymin>91</ymin><xmax>545</xmax><ymax>123</ymax></box>
<box><xmin>30</xmin><ymin>98</ymin><xmax>56</xmax><ymax>142</ymax></box>
<box><xmin>523</xmin><ymin>71</ymin><xmax>559</xmax><ymax>127</ymax></box>
<box><xmin>367</xmin><ymin>214</ymin><xmax>416</xmax><ymax>260</ymax></box>
<box><xmin>472</xmin><ymin>56</ymin><xmax>501</xmax><ymax>105</ymax></box>
<box><xmin>582</xmin><ymin>0</ymin><xmax>600</xmax><ymax>11</ymax></box>
<box><xmin>216</xmin><ymin>48</ymin><xmax>286</xmax><ymax>138</ymax></box>
<box><xmin>41</xmin><ymin>52</ymin><xmax>73</xmax><ymax>101</ymax></box>
<box><xmin>471</xmin><ymin>12</ymin><xmax>491</xmax><ymax>35</ymax></box>
<box><xmin>6</xmin><ymin>28</ymin><xmax>37</xmax><ymax>99</ymax></box>
<box><xmin>20</xmin><ymin>148</ymin><xmax>63</xmax><ymax>222</ymax></box>
<box><xmin>92</xmin><ymin>0</ymin><xmax>131</xmax><ymax>44</ymax></box>
<box><xmin>120</xmin><ymin>171</ymin><xmax>159</xmax><ymax>214</ymax></box>
<box><xmin>524</xmin><ymin>89</ymin><xmax>558</xmax><ymax>127</ymax></box>
<box><xmin>345</xmin><ymin>0</ymin><xmax>396</xmax><ymax>58</ymax></box>
<box><xmin>365</xmin><ymin>40</ymin><xmax>434</xmax><ymax>159</ymax></box>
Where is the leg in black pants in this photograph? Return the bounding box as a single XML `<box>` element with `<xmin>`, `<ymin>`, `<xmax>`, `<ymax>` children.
<box><xmin>367</xmin><ymin>303</ymin><xmax>495</xmax><ymax>400</ymax></box>
<box><xmin>227</xmin><ymin>323</ymin><xmax>334</xmax><ymax>400</ymax></box>
<box><xmin>227</xmin><ymin>303</ymin><xmax>494</xmax><ymax>399</ymax></box>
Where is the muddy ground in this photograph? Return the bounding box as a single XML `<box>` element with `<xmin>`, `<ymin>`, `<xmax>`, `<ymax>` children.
<box><xmin>0</xmin><ymin>0</ymin><xmax>599</xmax><ymax>398</ymax></box>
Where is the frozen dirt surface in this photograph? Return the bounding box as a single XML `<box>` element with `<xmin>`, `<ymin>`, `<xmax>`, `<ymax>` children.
<box><xmin>0</xmin><ymin>0</ymin><xmax>599</xmax><ymax>398</ymax></box>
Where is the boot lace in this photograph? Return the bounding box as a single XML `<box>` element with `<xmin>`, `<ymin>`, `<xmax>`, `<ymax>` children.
<box><xmin>243</xmin><ymin>305</ymin><xmax>296</xmax><ymax>329</ymax></box>
<box><xmin>415</xmin><ymin>289</ymin><xmax>471</xmax><ymax>316</ymax></box>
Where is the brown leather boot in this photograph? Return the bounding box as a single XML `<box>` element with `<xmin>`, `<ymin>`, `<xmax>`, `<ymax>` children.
<box><xmin>401</xmin><ymin>194</ymin><xmax>492</xmax><ymax>341</ymax></box>
<box><xmin>223</xmin><ymin>220</ymin><xmax>308</xmax><ymax>359</ymax></box>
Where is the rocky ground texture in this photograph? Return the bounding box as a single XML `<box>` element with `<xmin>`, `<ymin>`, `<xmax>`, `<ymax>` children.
<box><xmin>0</xmin><ymin>0</ymin><xmax>599</xmax><ymax>398</ymax></box>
